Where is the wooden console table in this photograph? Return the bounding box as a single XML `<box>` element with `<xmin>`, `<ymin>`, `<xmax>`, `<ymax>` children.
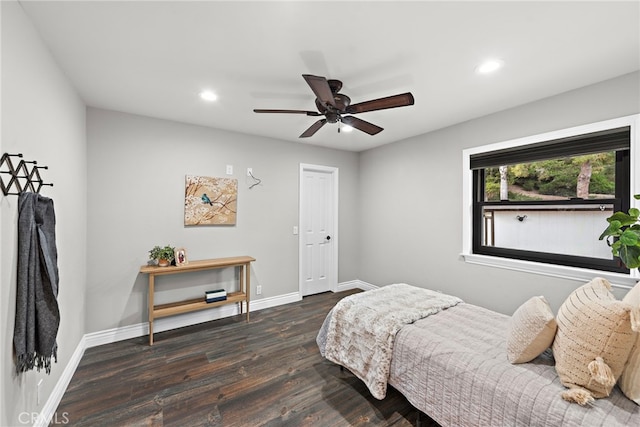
<box><xmin>139</xmin><ymin>256</ymin><xmax>255</xmax><ymax>345</ymax></box>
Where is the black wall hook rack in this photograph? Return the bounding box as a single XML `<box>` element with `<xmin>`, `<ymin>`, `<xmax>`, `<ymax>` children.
<box><xmin>1</xmin><ymin>153</ymin><xmax>54</xmax><ymax>196</ymax></box>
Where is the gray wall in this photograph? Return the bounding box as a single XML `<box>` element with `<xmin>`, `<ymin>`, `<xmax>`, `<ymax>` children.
<box><xmin>85</xmin><ymin>108</ymin><xmax>360</xmax><ymax>332</ymax></box>
<box><xmin>2</xmin><ymin>0</ymin><xmax>639</xmax><ymax>424</ymax></box>
<box><xmin>1</xmin><ymin>1</ymin><xmax>87</xmax><ymax>426</ymax></box>
<box><xmin>358</xmin><ymin>71</ymin><xmax>640</xmax><ymax>316</ymax></box>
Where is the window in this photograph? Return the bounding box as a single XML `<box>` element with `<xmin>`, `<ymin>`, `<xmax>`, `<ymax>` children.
<box><xmin>462</xmin><ymin>115</ymin><xmax>639</xmax><ymax>284</ymax></box>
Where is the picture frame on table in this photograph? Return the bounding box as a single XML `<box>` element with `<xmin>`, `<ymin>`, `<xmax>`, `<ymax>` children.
<box><xmin>175</xmin><ymin>248</ymin><xmax>188</xmax><ymax>266</ymax></box>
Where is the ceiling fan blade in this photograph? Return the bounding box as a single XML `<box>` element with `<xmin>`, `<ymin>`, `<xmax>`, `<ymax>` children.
<box><xmin>341</xmin><ymin>116</ymin><xmax>383</xmax><ymax>135</ymax></box>
<box><xmin>346</xmin><ymin>92</ymin><xmax>414</xmax><ymax>114</ymax></box>
<box><xmin>302</xmin><ymin>74</ymin><xmax>337</xmax><ymax>108</ymax></box>
<box><xmin>299</xmin><ymin>119</ymin><xmax>327</xmax><ymax>138</ymax></box>
<box><xmin>253</xmin><ymin>109</ymin><xmax>322</xmax><ymax>116</ymax></box>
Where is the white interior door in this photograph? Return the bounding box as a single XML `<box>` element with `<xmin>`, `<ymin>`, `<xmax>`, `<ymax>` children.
<box><xmin>299</xmin><ymin>164</ymin><xmax>338</xmax><ymax>296</ymax></box>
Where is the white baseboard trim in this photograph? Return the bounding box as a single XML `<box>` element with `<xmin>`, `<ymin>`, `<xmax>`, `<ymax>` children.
<box><xmin>338</xmin><ymin>279</ymin><xmax>377</xmax><ymax>291</ymax></box>
<box><xmin>34</xmin><ymin>337</ymin><xmax>86</xmax><ymax>427</ymax></box>
<box><xmin>38</xmin><ymin>281</ymin><xmax>374</xmax><ymax>425</ymax></box>
<box><xmin>84</xmin><ymin>291</ymin><xmax>302</xmax><ymax>348</ymax></box>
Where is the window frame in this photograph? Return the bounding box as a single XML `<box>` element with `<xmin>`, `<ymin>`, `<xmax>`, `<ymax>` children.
<box><xmin>473</xmin><ymin>150</ymin><xmax>629</xmax><ymax>273</ymax></box>
<box><xmin>461</xmin><ymin>114</ymin><xmax>640</xmax><ymax>288</ymax></box>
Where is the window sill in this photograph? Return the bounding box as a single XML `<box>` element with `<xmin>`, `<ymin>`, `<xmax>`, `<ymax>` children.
<box><xmin>460</xmin><ymin>253</ymin><xmax>638</xmax><ymax>289</ymax></box>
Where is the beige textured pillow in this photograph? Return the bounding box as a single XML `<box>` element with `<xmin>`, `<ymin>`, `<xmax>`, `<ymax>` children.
<box><xmin>507</xmin><ymin>296</ymin><xmax>557</xmax><ymax>364</ymax></box>
<box><xmin>619</xmin><ymin>281</ymin><xmax>640</xmax><ymax>404</ymax></box>
<box><xmin>553</xmin><ymin>277</ymin><xmax>635</xmax><ymax>401</ymax></box>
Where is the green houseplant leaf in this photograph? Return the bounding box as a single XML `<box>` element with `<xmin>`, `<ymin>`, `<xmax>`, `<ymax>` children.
<box><xmin>606</xmin><ymin>211</ymin><xmax>638</xmax><ymax>226</ymax></box>
<box><xmin>620</xmin><ymin>229</ymin><xmax>640</xmax><ymax>246</ymax></box>
<box><xmin>599</xmin><ymin>220</ymin><xmax>623</xmax><ymax>240</ymax></box>
<box><xmin>601</xmin><ymin>195</ymin><xmax>640</xmax><ymax>271</ymax></box>
<box><xmin>619</xmin><ymin>244</ymin><xmax>640</xmax><ymax>269</ymax></box>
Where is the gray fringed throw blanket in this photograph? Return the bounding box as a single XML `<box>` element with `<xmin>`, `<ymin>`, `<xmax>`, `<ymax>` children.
<box><xmin>318</xmin><ymin>283</ymin><xmax>462</xmax><ymax>399</ymax></box>
<box><xmin>14</xmin><ymin>192</ymin><xmax>60</xmax><ymax>374</ymax></box>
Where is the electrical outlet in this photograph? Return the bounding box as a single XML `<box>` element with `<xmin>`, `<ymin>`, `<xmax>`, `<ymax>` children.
<box><xmin>226</xmin><ymin>165</ymin><xmax>233</xmax><ymax>175</ymax></box>
<box><xmin>247</xmin><ymin>167</ymin><xmax>253</xmax><ymax>177</ymax></box>
<box><xmin>256</xmin><ymin>285</ymin><xmax>262</xmax><ymax>295</ymax></box>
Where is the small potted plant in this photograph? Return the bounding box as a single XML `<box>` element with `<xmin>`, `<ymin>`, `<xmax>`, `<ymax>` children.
<box><xmin>148</xmin><ymin>245</ymin><xmax>176</xmax><ymax>267</ymax></box>
<box><xmin>599</xmin><ymin>195</ymin><xmax>640</xmax><ymax>270</ymax></box>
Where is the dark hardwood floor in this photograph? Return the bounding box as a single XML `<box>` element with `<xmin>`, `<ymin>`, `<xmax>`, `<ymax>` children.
<box><xmin>53</xmin><ymin>289</ymin><xmax>440</xmax><ymax>426</ymax></box>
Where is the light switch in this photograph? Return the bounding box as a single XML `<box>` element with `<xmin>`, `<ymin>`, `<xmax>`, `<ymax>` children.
<box><xmin>293</xmin><ymin>226</ymin><xmax>299</xmax><ymax>235</ymax></box>
<box><xmin>226</xmin><ymin>165</ymin><xmax>233</xmax><ymax>175</ymax></box>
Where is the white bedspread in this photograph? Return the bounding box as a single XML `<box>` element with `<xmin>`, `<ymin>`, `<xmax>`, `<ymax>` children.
<box><xmin>389</xmin><ymin>303</ymin><xmax>640</xmax><ymax>426</ymax></box>
<box><xmin>318</xmin><ymin>283</ymin><xmax>462</xmax><ymax>399</ymax></box>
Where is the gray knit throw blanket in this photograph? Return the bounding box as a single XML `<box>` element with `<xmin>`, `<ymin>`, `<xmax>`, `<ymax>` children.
<box><xmin>14</xmin><ymin>192</ymin><xmax>60</xmax><ymax>374</ymax></box>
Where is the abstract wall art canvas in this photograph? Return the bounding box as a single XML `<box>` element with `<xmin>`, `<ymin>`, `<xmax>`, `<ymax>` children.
<box><xmin>184</xmin><ymin>175</ymin><xmax>237</xmax><ymax>225</ymax></box>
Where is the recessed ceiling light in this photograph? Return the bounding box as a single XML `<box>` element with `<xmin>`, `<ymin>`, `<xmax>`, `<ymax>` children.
<box><xmin>476</xmin><ymin>59</ymin><xmax>503</xmax><ymax>74</ymax></box>
<box><xmin>199</xmin><ymin>90</ymin><xmax>218</xmax><ymax>101</ymax></box>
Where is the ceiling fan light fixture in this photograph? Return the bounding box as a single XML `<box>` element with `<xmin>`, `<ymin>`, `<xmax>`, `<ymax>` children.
<box><xmin>476</xmin><ymin>59</ymin><xmax>503</xmax><ymax>74</ymax></box>
<box><xmin>199</xmin><ymin>90</ymin><xmax>218</xmax><ymax>101</ymax></box>
<box><xmin>254</xmin><ymin>74</ymin><xmax>414</xmax><ymax>138</ymax></box>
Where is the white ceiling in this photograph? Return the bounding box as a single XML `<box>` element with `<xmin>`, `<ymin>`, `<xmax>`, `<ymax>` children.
<box><xmin>18</xmin><ymin>0</ymin><xmax>640</xmax><ymax>152</ymax></box>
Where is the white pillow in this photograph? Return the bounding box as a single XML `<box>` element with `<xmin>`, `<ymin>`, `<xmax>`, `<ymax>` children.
<box><xmin>619</xmin><ymin>281</ymin><xmax>640</xmax><ymax>405</ymax></box>
<box><xmin>507</xmin><ymin>296</ymin><xmax>557</xmax><ymax>364</ymax></box>
<box><xmin>553</xmin><ymin>278</ymin><xmax>635</xmax><ymax>400</ymax></box>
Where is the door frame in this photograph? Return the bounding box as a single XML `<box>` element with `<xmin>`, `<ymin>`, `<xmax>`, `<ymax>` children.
<box><xmin>298</xmin><ymin>163</ymin><xmax>339</xmax><ymax>296</ymax></box>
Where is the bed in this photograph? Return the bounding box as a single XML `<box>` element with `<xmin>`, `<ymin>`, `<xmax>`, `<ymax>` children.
<box><xmin>316</xmin><ymin>283</ymin><xmax>640</xmax><ymax>427</ymax></box>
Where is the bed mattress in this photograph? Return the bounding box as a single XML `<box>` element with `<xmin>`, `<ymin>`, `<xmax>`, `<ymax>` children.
<box><xmin>387</xmin><ymin>303</ymin><xmax>640</xmax><ymax>427</ymax></box>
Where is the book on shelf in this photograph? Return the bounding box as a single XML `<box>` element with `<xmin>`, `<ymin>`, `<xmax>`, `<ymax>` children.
<box><xmin>205</xmin><ymin>289</ymin><xmax>227</xmax><ymax>303</ymax></box>
<box><xmin>205</xmin><ymin>289</ymin><xmax>227</xmax><ymax>297</ymax></box>
<box><xmin>205</xmin><ymin>295</ymin><xmax>227</xmax><ymax>303</ymax></box>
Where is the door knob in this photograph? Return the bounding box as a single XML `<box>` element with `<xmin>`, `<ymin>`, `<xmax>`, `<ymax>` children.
<box><xmin>326</xmin><ymin>235</ymin><xmax>331</xmax><ymax>241</ymax></box>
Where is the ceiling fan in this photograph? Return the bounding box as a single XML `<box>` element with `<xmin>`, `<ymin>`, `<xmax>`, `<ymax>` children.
<box><xmin>253</xmin><ymin>74</ymin><xmax>415</xmax><ymax>138</ymax></box>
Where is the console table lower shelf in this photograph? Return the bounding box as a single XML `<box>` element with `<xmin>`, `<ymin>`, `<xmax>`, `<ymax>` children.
<box><xmin>140</xmin><ymin>256</ymin><xmax>255</xmax><ymax>345</ymax></box>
